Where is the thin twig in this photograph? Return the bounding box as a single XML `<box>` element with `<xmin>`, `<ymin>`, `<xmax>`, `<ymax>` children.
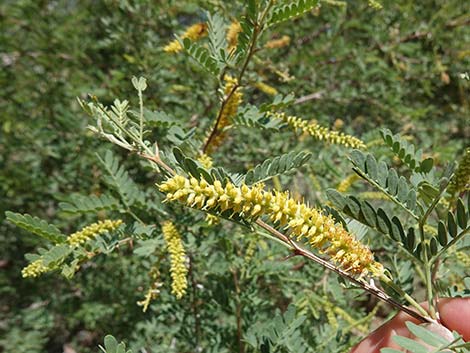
<box><xmin>140</xmin><ymin>152</ymin><xmax>175</xmax><ymax>176</ymax></box>
<box><xmin>294</xmin><ymin>91</ymin><xmax>325</xmax><ymax>105</ymax></box>
<box><xmin>255</xmin><ymin>219</ymin><xmax>433</xmax><ymax>323</ymax></box>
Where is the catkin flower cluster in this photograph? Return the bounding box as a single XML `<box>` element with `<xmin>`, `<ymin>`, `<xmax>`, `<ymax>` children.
<box><xmin>337</xmin><ymin>174</ymin><xmax>360</xmax><ymax>193</ymax></box>
<box><xmin>22</xmin><ymin>259</ymin><xmax>48</xmax><ymax>278</ymax></box>
<box><xmin>159</xmin><ymin>175</ymin><xmax>383</xmax><ymax>277</ymax></box>
<box><xmin>360</xmin><ymin>191</ymin><xmax>389</xmax><ymax>200</ymax></box>
<box><xmin>220</xmin><ymin>75</ymin><xmax>243</xmax><ymax>123</ymax></box>
<box><xmin>227</xmin><ymin>21</ymin><xmax>242</xmax><ymax>52</ymax></box>
<box><xmin>448</xmin><ymin>148</ymin><xmax>470</xmax><ymax>195</ymax></box>
<box><xmin>163</xmin><ymin>23</ymin><xmax>208</xmax><ymax>53</ymax></box>
<box><xmin>265</xmin><ymin>35</ymin><xmax>291</xmax><ymax>49</ymax></box>
<box><xmin>68</xmin><ymin>219</ymin><xmax>123</xmax><ymax>246</ymax></box>
<box><xmin>254</xmin><ymin>82</ymin><xmax>278</xmax><ymax>96</ymax></box>
<box><xmin>207</xmin><ymin>75</ymin><xmax>243</xmax><ymax>152</ymax></box>
<box><xmin>162</xmin><ymin>221</ymin><xmax>188</xmax><ymax>299</ymax></box>
<box><xmin>269</xmin><ymin>112</ymin><xmax>366</xmax><ymax>149</ymax></box>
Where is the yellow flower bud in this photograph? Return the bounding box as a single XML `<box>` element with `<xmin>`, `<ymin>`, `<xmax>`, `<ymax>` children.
<box><xmin>21</xmin><ymin>259</ymin><xmax>48</xmax><ymax>278</ymax></box>
<box><xmin>205</xmin><ymin>214</ymin><xmax>220</xmax><ymax>226</ymax></box>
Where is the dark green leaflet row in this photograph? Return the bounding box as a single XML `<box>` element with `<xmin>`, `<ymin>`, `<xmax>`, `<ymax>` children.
<box><xmin>436</xmin><ymin>197</ymin><xmax>470</xmax><ymax>247</ymax></box>
<box><xmin>244</xmin><ymin>150</ymin><xmax>311</xmax><ymax>185</ymax></box>
<box><xmin>183</xmin><ymin>39</ymin><xmax>221</xmax><ymax>76</ymax></box>
<box><xmin>232</xmin><ymin>105</ymin><xmax>282</xmax><ymax>130</ymax></box>
<box><xmin>59</xmin><ymin>194</ymin><xmax>120</xmax><ymax>214</ymax></box>
<box><xmin>380</xmin><ymin>128</ymin><xmax>433</xmax><ymax>173</ymax></box>
<box><xmin>326</xmin><ymin>190</ymin><xmax>417</xmax><ymax>253</ymax></box>
<box><xmin>349</xmin><ymin>149</ymin><xmax>419</xmax><ymax>217</ymax></box>
<box><xmin>268</xmin><ymin>0</ymin><xmax>319</xmax><ymax>26</ymax></box>
<box><xmin>5</xmin><ymin>211</ymin><xmax>66</xmax><ymax>244</ymax></box>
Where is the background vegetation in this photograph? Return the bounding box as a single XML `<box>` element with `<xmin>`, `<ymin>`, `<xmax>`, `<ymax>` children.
<box><xmin>1</xmin><ymin>0</ymin><xmax>469</xmax><ymax>352</ymax></box>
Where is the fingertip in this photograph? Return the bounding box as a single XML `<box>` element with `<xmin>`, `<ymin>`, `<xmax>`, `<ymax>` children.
<box><xmin>438</xmin><ymin>298</ymin><xmax>470</xmax><ymax>341</ymax></box>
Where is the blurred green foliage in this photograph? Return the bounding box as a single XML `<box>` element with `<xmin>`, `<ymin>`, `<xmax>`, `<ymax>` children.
<box><xmin>1</xmin><ymin>0</ymin><xmax>469</xmax><ymax>352</ymax></box>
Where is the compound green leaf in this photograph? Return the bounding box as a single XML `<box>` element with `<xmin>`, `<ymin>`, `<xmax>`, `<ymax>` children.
<box><xmin>244</xmin><ymin>151</ymin><xmax>311</xmax><ymax>184</ymax></box>
<box><xmin>268</xmin><ymin>0</ymin><xmax>319</xmax><ymax>26</ymax></box>
<box><xmin>59</xmin><ymin>194</ymin><xmax>120</xmax><ymax>214</ymax></box>
<box><xmin>5</xmin><ymin>212</ymin><xmax>66</xmax><ymax>243</ymax></box>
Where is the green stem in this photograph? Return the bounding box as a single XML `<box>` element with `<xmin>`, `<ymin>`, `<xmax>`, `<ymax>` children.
<box><xmin>138</xmin><ymin>88</ymin><xmax>144</xmax><ymax>140</ymax></box>
<box><xmin>96</xmin><ymin>103</ymin><xmax>154</xmax><ymax>157</ymax></box>
<box><xmin>254</xmin><ymin>229</ymin><xmax>292</xmax><ymax>249</ymax></box>
<box><xmin>419</xmin><ymin>222</ymin><xmax>437</xmax><ymax>319</ymax></box>
<box><xmin>413</xmin><ymin>177</ymin><xmax>452</xmax><ymax>319</ymax></box>
<box><xmin>379</xmin><ymin>274</ymin><xmax>431</xmax><ymax>319</ymax></box>
<box><xmin>127</xmin><ymin>208</ymin><xmax>145</xmax><ymax>224</ymax></box>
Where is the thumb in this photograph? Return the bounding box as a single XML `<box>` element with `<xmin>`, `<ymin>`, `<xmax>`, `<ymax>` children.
<box><xmin>438</xmin><ymin>297</ymin><xmax>470</xmax><ymax>341</ymax></box>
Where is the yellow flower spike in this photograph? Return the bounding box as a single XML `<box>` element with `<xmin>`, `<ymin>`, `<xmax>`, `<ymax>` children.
<box><xmin>137</xmin><ymin>289</ymin><xmax>155</xmax><ymax>313</ymax></box>
<box><xmin>265</xmin><ymin>35</ymin><xmax>291</xmax><ymax>49</ymax></box>
<box><xmin>244</xmin><ymin>239</ymin><xmax>258</xmax><ymax>262</ymax></box>
<box><xmin>158</xmin><ymin>175</ymin><xmax>383</xmax><ymax>277</ymax></box>
<box><xmin>206</xmin><ymin>75</ymin><xmax>243</xmax><ymax>153</ymax></box>
<box><xmin>162</xmin><ymin>221</ymin><xmax>188</xmax><ymax>299</ymax></box>
<box><xmin>21</xmin><ymin>259</ymin><xmax>48</xmax><ymax>278</ymax></box>
<box><xmin>163</xmin><ymin>22</ymin><xmax>208</xmax><ymax>54</ymax></box>
<box><xmin>448</xmin><ymin>148</ymin><xmax>470</xmax><ymax>195</ymax></box>
<box><xmin>269</xmin><ymin>112</ymin><xmax>366</xmax><ymax>149</ymax></box>
<box><xmin>254</xmin><ymin>82</ymin><xmax>278</xmax><ymax>96</ymax></box>
<box><xmin>67</xmin><ymin>219</ymin><xmax>123</xmax><ymax>247</ymax></box>
<box><xmin>227</xmin><ymin>21</ymin><xmax>242</xmax><ymax>52</ymax></box>
<box><xmin>337</xmin><ymin>174</ymin><xmax>360</xmax><ymax>193</ymax></box>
